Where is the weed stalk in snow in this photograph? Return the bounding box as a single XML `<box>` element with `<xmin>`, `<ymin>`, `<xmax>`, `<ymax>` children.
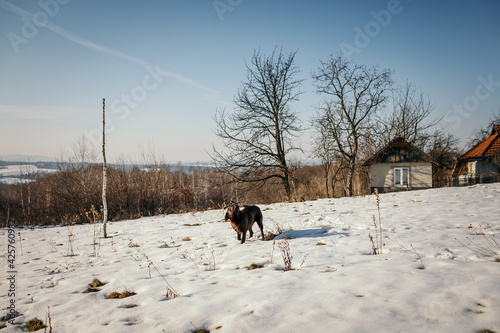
<box><xmin>369</xmin><ymin>189</ymin><xmax>383</xmax><ymax>255</ymax></box>
<box><xmin>203</xmin><ymin>246</ymin><xmax>217</xmax><ymax>270</ymax></box>
<box><xmin>278</xmin><ymin>237</ymin><xmax>293</xmax><ymax>271</ymax></box>
<box><xmin>134</xmin><ymin>246</ymin><xmax>180</xmax><ymax>299</ymax></box>
<box><xmin>456</xmin><ymin>225</ymin><xmax>500</xmax><ymax>259</ymax></box>
<box><xmin>411</xmin><ymin>244</ymin><xmax>425</xmax><ymax>269</ymax></box>
<box><xmin>44</xmin><ymin>306</ymin><xmax>52</xmax><ymax>333</ymax></box>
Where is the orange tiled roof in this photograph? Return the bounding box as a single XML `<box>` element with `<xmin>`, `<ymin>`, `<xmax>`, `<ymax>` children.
<box><xmin>459</xmin><ymin>125</ymin><xmax>500</xmax><ymax>160</ymax></box>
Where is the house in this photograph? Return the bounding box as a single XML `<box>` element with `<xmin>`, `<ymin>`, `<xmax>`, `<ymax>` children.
<box><xmin>363</xmin><ymin>135</ymin><xmax>439</xmax><ymax>193</ymax></box>
<box><xmin>451</xmin><ymin>125</ymin><xmax>500</xmax><ymax>184</ymax></box>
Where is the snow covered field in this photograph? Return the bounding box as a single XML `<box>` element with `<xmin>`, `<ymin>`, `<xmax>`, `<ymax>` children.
<box><xmin>0</xmin><ymin>164</ymin><xmax>56</xmax><ymax>185</ymax></box>
<box><xmin>1</xmin><ymin>184</ymin><xmax>500</xmax><ymax>332</ymax></box>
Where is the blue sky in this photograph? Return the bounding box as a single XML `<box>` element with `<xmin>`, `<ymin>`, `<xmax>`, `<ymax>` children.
<box><xmin>1</xmin><ymin>0</ymin><xmax>499</xmax><ymax>163</ymax></box>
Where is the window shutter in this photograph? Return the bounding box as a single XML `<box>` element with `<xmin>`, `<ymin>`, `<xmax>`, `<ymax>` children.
<box><xmin>394</xmin><ymin>168</ymin><xmax>401</xmax><ymax>186</ymax></box>
<box><xmin>402</xmin><ymin>168</ymin><xmax>409</xmax><ymax>185</ymax></box>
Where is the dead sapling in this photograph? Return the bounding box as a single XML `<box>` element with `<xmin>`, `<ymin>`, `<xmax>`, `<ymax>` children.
<box><xmin>369</xmin><ymin>189</ymin><xmax>383</xmax><ymax>255</ymax></box>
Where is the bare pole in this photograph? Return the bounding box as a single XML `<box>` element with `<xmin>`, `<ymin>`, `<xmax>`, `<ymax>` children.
<box><xmin>102</xmin><ymin>98</ymin><xmax>108</xmax><ymax>238</ymax></box>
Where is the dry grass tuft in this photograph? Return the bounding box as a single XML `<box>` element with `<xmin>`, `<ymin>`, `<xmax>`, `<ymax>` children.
<box><xmin>263</xmin><ymin>232</ymin><xmax>279</xmax><ymax>241</ymax></box>
<box><xmin>128</xmin><ymin>239</ymin><xmax>140</xmax><ymax>247</ymax></box>
<box><xmin>263</xmin><ymin>218</ymin><xmax>284</xmax><ymax>241</ymax></box>
<box><xmin>278</xmin><ymin>238</ymin><xmax>293</xmax><ymax>271</ymax></box>
<box><xmin>118</xmin><ymin>291</ymin><xmax>137</xmax><ymax>299</ymax></box>
<box><xmin>456</xmin><ymin>224</ymin><xmax>500</xmax><ymax>260</ymax></box>
<box><xmin>121</xmin><ymin>304</ymin><xmax>138</xmax><ymax>309</ymax></box>
<box><xmin>26</xmin><ymin>318</ymin><xmax>46</xmax><ymax>332</ymax></box>
<box><xmin>84</xmin><ymin>278</ymin><xmax>106</xmax><ymax>293</ymax></box>
<box><xmin>106</xmin><ymin>291</ymin><xmax>137</xmax><ymax>299</ymax></box>
<box><xmin>83</xmin><ymin>287</ymin><xmax>100</xmax><ymax>293</ymax></box>
<box><xmin>247</xmin><ymin>263</ymin><xmax>264</xmax><ymax>270</ymax></box>
<box><xmin>106</xmin><ymin>292</ymin><xmax>120</xmax><ymax>299</ymax></box>
<box><xmin>89</xmin><ymin>278</ymin><xmax>105</xmax><ymax>288</ymax></box>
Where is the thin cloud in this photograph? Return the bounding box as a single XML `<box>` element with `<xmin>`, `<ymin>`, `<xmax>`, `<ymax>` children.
<box><xmin>1</xmin><ymin>0</ymin><xmax>223</xmax><ymax>98</ymax></box>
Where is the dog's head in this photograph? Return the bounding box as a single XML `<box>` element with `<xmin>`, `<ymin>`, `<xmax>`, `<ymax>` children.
<box><xmin>224</xmin><ymin>201</ymin><xmax>240</xmax><ymax>221</ymax></box>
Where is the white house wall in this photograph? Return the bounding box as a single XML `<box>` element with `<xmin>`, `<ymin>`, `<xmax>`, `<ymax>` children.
<box><xmin>370</xmin><ymin>162</ymin><xmax>433</xmax><ymax>189</ymax></box>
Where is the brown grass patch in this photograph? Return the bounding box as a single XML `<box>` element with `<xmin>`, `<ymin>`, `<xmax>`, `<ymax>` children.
<box><xmin>121</xmin><ymin>304</ymin><xmax>138</xmax><ymax>309</ymax></box>
<box><xmin>106</xmin><ymin>291</ymin><xmax>137</xmax><ymax>299</ymax></box>
<box><xmin>89</xmin><ymin>278</ymin><xmax>105</xmax><ymax>288</ymax></box>
<box><xmin>83</xmin><ymin>287</ymin><xmax>100</xmax><ymax>293</ymax></box>
<box><xmin>263</xmin><ymin>232</ymin><xmax>279</xmax><ymax>241</ymax></box>
<box><xmin>247</xmin><ymin>263</ymin><xmax>264</xmax><ymax>270</ymax></box>
<box><xmin>26</xmin><ymin>318</ymin><xmax>46</xmax><ymax>332</ymax></box>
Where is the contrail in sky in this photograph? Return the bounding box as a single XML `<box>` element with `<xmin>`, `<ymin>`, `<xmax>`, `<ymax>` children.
<box><xmin>0</xmin><ymin>0</ymin><xmax>221</xmax><ymax>95</ymax></box>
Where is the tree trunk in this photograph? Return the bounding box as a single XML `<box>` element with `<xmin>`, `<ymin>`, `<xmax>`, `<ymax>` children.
<box><xmin>347</xmin><ymin>134</ymin><xmax>358</xmax><ymax>197</ymax></box>
<box><xmin>102</xmin><ymin>98</ymin><xmax>108</xmax><ymax>238</ymax></box>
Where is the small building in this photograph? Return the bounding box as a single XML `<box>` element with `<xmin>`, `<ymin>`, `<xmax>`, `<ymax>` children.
<box><xmin>451</xmin><ymin>125</ymin><xmax>500</xmax><ymax>185</ymax></box>
<box><xmin>363</xmin><ymin>135</ymin><xmax>439</xmax><ymax>193</ymax></box>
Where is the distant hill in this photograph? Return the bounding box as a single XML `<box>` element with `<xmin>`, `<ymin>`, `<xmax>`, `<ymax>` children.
<box><xmin>0</xmin><ymin>154</ymin><xmax>56</xmax><ymax>162</ymax></box>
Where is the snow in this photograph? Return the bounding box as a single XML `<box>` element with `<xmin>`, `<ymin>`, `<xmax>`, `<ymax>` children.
<box><xmin>0</xmin><ymin>165</ymin><xmax>56</xmax><ymax>185</ymax></box>
<box><xmin>1</xmin><ymin>184</ymin><xmax>500</xmax><ymax>332</ymax></box>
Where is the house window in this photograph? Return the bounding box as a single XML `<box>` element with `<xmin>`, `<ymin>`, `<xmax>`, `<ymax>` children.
<box><xmin>394</xmin><ymin>167</ymin><xmax>409</xmax><ymax>186</ymax></box>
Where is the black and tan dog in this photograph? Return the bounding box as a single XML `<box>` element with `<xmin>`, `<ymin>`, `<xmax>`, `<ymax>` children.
<box><xmin>224</xmin><ymin>201</ymin><xmax>264</xmax><ymax>244</ymax></box>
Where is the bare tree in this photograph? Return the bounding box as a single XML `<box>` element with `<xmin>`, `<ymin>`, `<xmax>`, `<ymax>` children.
<box><xmin>377</xmin><ymin>81</ymin><xmax>439</xmax><ymax>148</ymax></box>
<box><xmin>312</xmin><ymin>54</ymin><xmax>393</xmax><ymax>197</ymax></box>
<box><xmin>466</xmin><ymin>108</ymin><xmax>500</xmax><ymax>149</ymax></box>
<box><xmin>102</xmin><ymin>98</ymin><xmax>108</xmax><ymax>238</ymax></box>
<box><xmin>70</xmin><ymin>135</ymin><xmax>98</xmax><ymax>207</ymax></box>
<box><xmin>211</xmin><ymin>47</ymin><xmax>303</xmax><ymax>201</ymax></box>
<box><xmin>311</xmin><ymin>127</ymin><xmax>334</xmax><ymax>197</ymax></box>
<box><xmin>427</xmin><ymin>129</ymin><xmax>461</xmax><ymax>170</ymax></box>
